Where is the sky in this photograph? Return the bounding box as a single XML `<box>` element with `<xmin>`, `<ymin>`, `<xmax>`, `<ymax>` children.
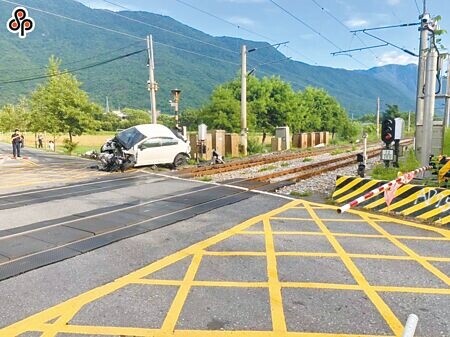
<box><xmin>75</xmin><ymin>0</ymin><xmax>450</xmax><ymax>70</ymax></box>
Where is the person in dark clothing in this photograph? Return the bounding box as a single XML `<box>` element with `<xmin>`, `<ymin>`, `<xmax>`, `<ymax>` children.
<box><xmin>38</xmin><ymin>134</ymin><xmax>43</xmax><ymax>148</ymax></box>
<box><xmin>11</xmin><ymin>129</ymin><xmax>21</xmax><ymax>158</ymax></box>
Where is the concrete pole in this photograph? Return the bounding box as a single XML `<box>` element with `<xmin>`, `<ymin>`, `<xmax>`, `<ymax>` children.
<box><xmin>420</xmin><ymin>48</ymin><xmax>438</xmax><ymax>166</ymax></box>
<box><xmin>147</xmin><ymin>35</ymin><xmax>157</xmax><ymax>124</ymax></box>
<box><xmin>408</xmin><ymin>111</ymin><xmax>411</xmax><ymax>133</ymax></box>
<box><xmin>240</xmin><ymin>45</ymin><xmax>248</xmax><ymax>156</ymax></box>
<box><xmin>445</xmin><ymin>57</ymin><xmax>450</xmax><ymax>128</ymax></box>
<box><xmin>376</xmin><ymin>97</ymin><xmax>380</xmax><ymax>138</ymax></box>
<box><xmin>415</xmin><ymin>10</ymin><xmax>429</xmax><ymax>157</ymax></box>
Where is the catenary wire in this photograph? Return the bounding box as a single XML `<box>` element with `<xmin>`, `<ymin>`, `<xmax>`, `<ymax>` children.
<box><xmin>414</xmin><ymin>0</ymin><xmax>421</xmax><ymax>15</ymax></box>
<box><xmin>0</xmin><ymin>41</ymin><xmax>143</xmax><ymax>73</ymax></box>
<box><xmin>311</xmin><ymin>0</ymin><xmax>381</xmax><ymax>62</ymax></box>
<box><xmin>173</xmin><ymin>0</ymin><xmax>318</xmax><ymax>65</ymax></box>
<box><xmin>154</xmin><ymin>41</ymin><xmax>240</xmax><ymax>66</ymax></box>
<box><xmin>0</xmin><ymin>0</ymin><xmax>240</xmax><ymax>70</ymax></box>
<box><xmin>0</xmin><ymin>48</ymin><xmax>147</xmax><ymax>85</ymax></box>
<box><xmin>269</xmin><ymin>0</ymin><xmax>369</xmax><ymax>68</ymax></box>
<box><xmin>98</xmin><ymin>0</ymin><xmax>239</xmax><ymax>55</ymax></box>
<box><xmin>0</xmin><ymin>0</ymin><xmax>145</xmax><ymax>41</ymax></box>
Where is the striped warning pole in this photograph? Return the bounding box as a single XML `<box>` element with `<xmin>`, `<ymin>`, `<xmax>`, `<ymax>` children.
<box><xmin>337</xmin><ymin>166</ymin><xmax>432</xmax><ymax>214</ymax></box>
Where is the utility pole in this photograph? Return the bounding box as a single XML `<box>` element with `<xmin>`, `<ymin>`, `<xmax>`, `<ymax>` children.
<box><xmin>415</xmin><ymin>1</ymin><xmax>429</xmax><ymax>158</ymax></box>
<box><xmin>105</xmin><ymin>96</ymin><xmax>110</xmax><ymax>113</ymax></box>
<box><xmin>445</xmin><ymin>57</ymin><xmax>450</xmax><ymax>128</ymax></box>
<box><xmin>376</xmin><ymin>97</ymin><xmax>380</xmax><ymax>137</ymax></box>
<box><xmin>147</xmin><ymin>35</ymin><xmax>157</xmax><ymax>124</ymax></box>
<box><xmin>240</xmin><ymin>45</ymin><xmax>248</xmax><ymax>156</ymax></box>
<box><xmin>420</xmin><ymin>47</ymin><xmax>438</xmax><ymax>166</ymax></box>
<box><xmin>408</xmin><ymin>110</ymin><xmax>411</xmax><ymax>132</ymax></box>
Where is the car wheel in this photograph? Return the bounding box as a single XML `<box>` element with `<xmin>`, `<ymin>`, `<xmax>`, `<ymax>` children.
<box><xmin>173</xmin><ymin>153</ymin><xmax>188</xmax><ymax>168</ymax></box>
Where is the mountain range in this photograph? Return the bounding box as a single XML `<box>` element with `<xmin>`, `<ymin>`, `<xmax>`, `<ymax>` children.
<box><xmin>0</xmin><ymin>0</ymin><xmax>418</xmax><ymax>116</ymax></box>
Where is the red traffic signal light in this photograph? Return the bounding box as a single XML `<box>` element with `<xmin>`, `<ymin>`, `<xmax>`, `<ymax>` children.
<box><xmin>381</xmin><ymin>117</ymin><xmax>395</xmax><ymax>145</ymax></box>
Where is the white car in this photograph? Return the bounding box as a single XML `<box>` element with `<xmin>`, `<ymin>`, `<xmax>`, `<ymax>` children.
<box><xmin>101</xmin><ymin>124</ymin><xmax>190</xmax><ymax>169</ymax></box>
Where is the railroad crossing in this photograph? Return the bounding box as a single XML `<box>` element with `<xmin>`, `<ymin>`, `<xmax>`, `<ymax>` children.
<box><xmin>0</xmin><ymin>145</ymin><xmax>448</xmax><ymax>337</ymax></box>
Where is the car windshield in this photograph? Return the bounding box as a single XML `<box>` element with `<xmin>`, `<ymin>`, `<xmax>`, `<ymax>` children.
<box><xmin>115</xmin><ymin>127</ymin><xmax>146</xmax><ymax>150</ymax></box>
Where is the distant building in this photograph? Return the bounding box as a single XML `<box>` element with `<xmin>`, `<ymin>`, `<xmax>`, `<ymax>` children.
<box><xmin>111</xmin><ymin>109</ymin><xmax>127</xmax><ymax>119</ymax></box>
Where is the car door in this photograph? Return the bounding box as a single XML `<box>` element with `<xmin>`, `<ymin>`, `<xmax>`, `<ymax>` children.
<box><xmin>160</xmin><ymin>136</ymin><xmax>181</xmax><ymax>163</ymax></box>
<box><xmin>135</xmin><ymin>137</ymin><xmax>163</xmax><ymax>166</ymax></box>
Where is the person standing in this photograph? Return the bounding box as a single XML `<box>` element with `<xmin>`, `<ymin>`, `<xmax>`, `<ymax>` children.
<box><xmin>11</xmin><ymin>129</ymin><xmax>21</xmax><ymax>158</ymax></box>
<box><xmin>38</xmin><ymin>134</ymin><xmax>43</xmax><ymax>148</ymax></box>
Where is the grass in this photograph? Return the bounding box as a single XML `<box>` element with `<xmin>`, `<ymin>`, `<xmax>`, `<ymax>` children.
<box><xmin>280</xmin><ymin>162</ymin><xmax>289</xmax><ymax>167</ymax></box>
<box><xmin>371</xmin><ymin>149</ymin><xmax>421</xmax><ymax>181</ymax></box>
<box><xmin>0</xmin><ymin>132</ymin><xmax>112</xmax><ymax>157</ymax></box>
<box><xmin>258</xmin><ymin>165</ymin><xmax>277</xmax><ymax>172</ymax></box>
<box><xmin>199</xmin><ymin>176</ymin><xmax>212</xmax><ymax>182</ymax></box>
<box><xmin>331</xmin><ymin>149</ymin><xmax>344</xmax><ymax>155</ymax></box>
<box><xmin>302</xmin><ymin>157</ymin><xmax>313</xmax><ymax>162</ymax></box>
<box><xmin>444</xmin><ymin>129</ymin><xmax>450</xmax><ymax>155</ymax></box>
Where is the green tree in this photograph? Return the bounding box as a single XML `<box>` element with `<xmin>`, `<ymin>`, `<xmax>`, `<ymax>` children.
<box><xmin>120</xmin><ymin>108</ymin><xmax>151</xmax><ymax>129</ymax></box>
<box><xmin>384</xmin><ymin>104</ymin><xmax>401</xmax><ymax>118</ymax></box>
<box><xmin>158</xmin><ymin>113</ymin><xmax>176</xmax><ymax>128</ymax></box>
<box><xmin>30</xmin><ymin>57</ymin><xmax>101</xmax><ymax>142</ymax></box>
<box><xmin>186</xmin><ymin>75</ymin><xmax>354</xmax><ymax>139</ymax></box>
<box><xmin>0</xmin><ymin>98</ymin><xmax>30</xmax><ymax>132</ymax></box>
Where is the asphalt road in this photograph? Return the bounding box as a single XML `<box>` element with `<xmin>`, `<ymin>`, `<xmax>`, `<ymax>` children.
<box><xmin>0</xmin><ymin>144</ymin><xmax>449</xmax><ymax>337</ymax></box>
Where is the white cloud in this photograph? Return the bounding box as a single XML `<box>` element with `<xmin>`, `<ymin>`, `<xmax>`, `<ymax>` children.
<box><xmin>387</xmin><ymin>0</ymin><xmax>401</xmax><ymax>5</ymax></box>
<box><xmin>344</xmin><ymin>18</ymin><xmax>369</xmax><ymax>28</ymax></box>
<box><xmin>228</xmin><ymin>16</ymin><xmax>256</xmax><ymax>27</ymax></box>
<box><xmin>377</xmin><ymin>51</ymin><xmax>418</xmax><ymax>66</ymax></box>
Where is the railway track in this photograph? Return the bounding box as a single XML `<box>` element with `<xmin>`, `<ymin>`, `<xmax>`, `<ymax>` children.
<box><xmin>177</xmin><ymin>141</ymin><xmax>394</xmax><ymax>178</ymax></box>
<box><xmin>213</xmin><ymin>140</ymin><xmax>413</xmax><ymax>192</ymax></box>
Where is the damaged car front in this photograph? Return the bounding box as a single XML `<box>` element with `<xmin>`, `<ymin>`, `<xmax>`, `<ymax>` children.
<box><xmin>98</xmin><ymin>124</ymin><xmax>190</xmax><ymax>171</ymax></box>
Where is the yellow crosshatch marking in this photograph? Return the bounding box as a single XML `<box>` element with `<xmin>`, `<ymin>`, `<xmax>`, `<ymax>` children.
<box><xmin>1</xmin><ymin>200</ymin><xmax>449</xmax><ymax>337</ymax></box>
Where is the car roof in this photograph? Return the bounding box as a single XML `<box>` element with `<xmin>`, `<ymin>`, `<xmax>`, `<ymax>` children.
<box><xmin>133</xmin><ymin>124</ymin><xmax>175</xmax><ymax>138</ymax></box>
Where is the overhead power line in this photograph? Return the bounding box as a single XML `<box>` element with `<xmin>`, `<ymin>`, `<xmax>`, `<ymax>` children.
<box><xmin>413</xmin><ymin>0</ymin><xmax>421</xmax><ymax>15</ymax></box>
<box><xmin>154</xmin><ymin>41</ymin><xmax>240</xmax><ymax>66</ymax></box>
<box><xmin>0</xmin><ymin>0</ymin><xmax>145</xmax><ymax>41</ymax></box>
<box><xmin>310</xmin><ymin>0</ymin><xmax>381</xmax><ymax>62</ymax></box>
<box><xmin>350</xmin><ymin>23</ymin><xmax>420</xmax><ymax>57</ymax></box>
<box><xmin>0</xmin><ymin>41</ymin><xmax>143</xmax><ymax>73</ymax></box>
<box><xmin>173</xmin><ymin>0</ymin><xmax>318</xmax><ymax>65</ymax></box>
<box><xmin>269</xmin><ymin>0</ymin><xmax>368</xmax><ymax>68</ymax></box>
<box><xmin>0</xmin><ymin>0</ymin><xmax>240</xmax><ymax>69</ymax></box>
<box><xmin>0</xmin><ymin>48</ymin><xmax>147</xmax><ymax>85</ymax></box>
<box><xmin>98</xmin><ymin>0</ymin><xmax>239</xmax><ymax>55</ymax></box>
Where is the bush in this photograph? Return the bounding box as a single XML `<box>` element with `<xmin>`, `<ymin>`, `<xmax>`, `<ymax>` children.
<box><xmin>247</xmin><ymin>137</ymin><xmax>265</xmax><ymax>154</ymax></box>
<box><xmin>371</xmin><ymin>150</ymin><xmax>420</xmax><ymax>180</ymax></box>
<box><xmin>62</xmin><ymin>139</ymin><xmax>78</xmax><ymax>154</ymax></box>
<box><xmin>401</xmin><ymin>149</ymin><xmax>420</xmax><ymax>172</ymax></box>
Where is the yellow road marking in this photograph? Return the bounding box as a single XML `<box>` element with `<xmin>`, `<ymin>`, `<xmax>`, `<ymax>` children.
<box><xmin>161</xmin><ymin>253</ymin><xmax>203</xmax><ymax>333</ymax></box>
<box><xmin>361</xmin><ymin>215</ymin><xmax>450</xmax><ymax>286</ymax></box>
<box><xmin>303</xmin><ymin>203</ymin><xmax>404</xmax><ymax>336</ymax></box>
<box><xmin>1</xmin><ymin>199</ymin><xmax>448</xmax><ymax>337</ymax></box>
<box><xmin>375</xmin><ymin>286</ymin><xmax>450</xmax><ymax>294</ymax></box>
<box><xmin>34</xmin><ymin>323</ymin><xmax>396</xmax><ymax>337</ymax></box>
<box><xmin>0</xmin><ymin>200</ymin><xmax>299</xmax><ymax>336</ymax></box>
<box><xmin>263</xmin><ymin>217</ymin><xmax>287</xmax><ymax>333</ymax></box>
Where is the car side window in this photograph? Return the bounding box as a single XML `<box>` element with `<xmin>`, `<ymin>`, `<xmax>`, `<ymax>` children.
<box><xmin>141</xmin><ymin>138</ymin><xmax>161</xmax><ymax>149</ymax></box>
<box><xmin>161</xmin><ymin>137</ymin><xmax>178</xmax><ymax>146</ymax></box>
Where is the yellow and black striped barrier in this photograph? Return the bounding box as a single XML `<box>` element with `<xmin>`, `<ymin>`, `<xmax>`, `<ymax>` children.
<box><xmin>332</xmin><ymin>176</ymin><xmax>450</xmax><ymax>226</ymax></box>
